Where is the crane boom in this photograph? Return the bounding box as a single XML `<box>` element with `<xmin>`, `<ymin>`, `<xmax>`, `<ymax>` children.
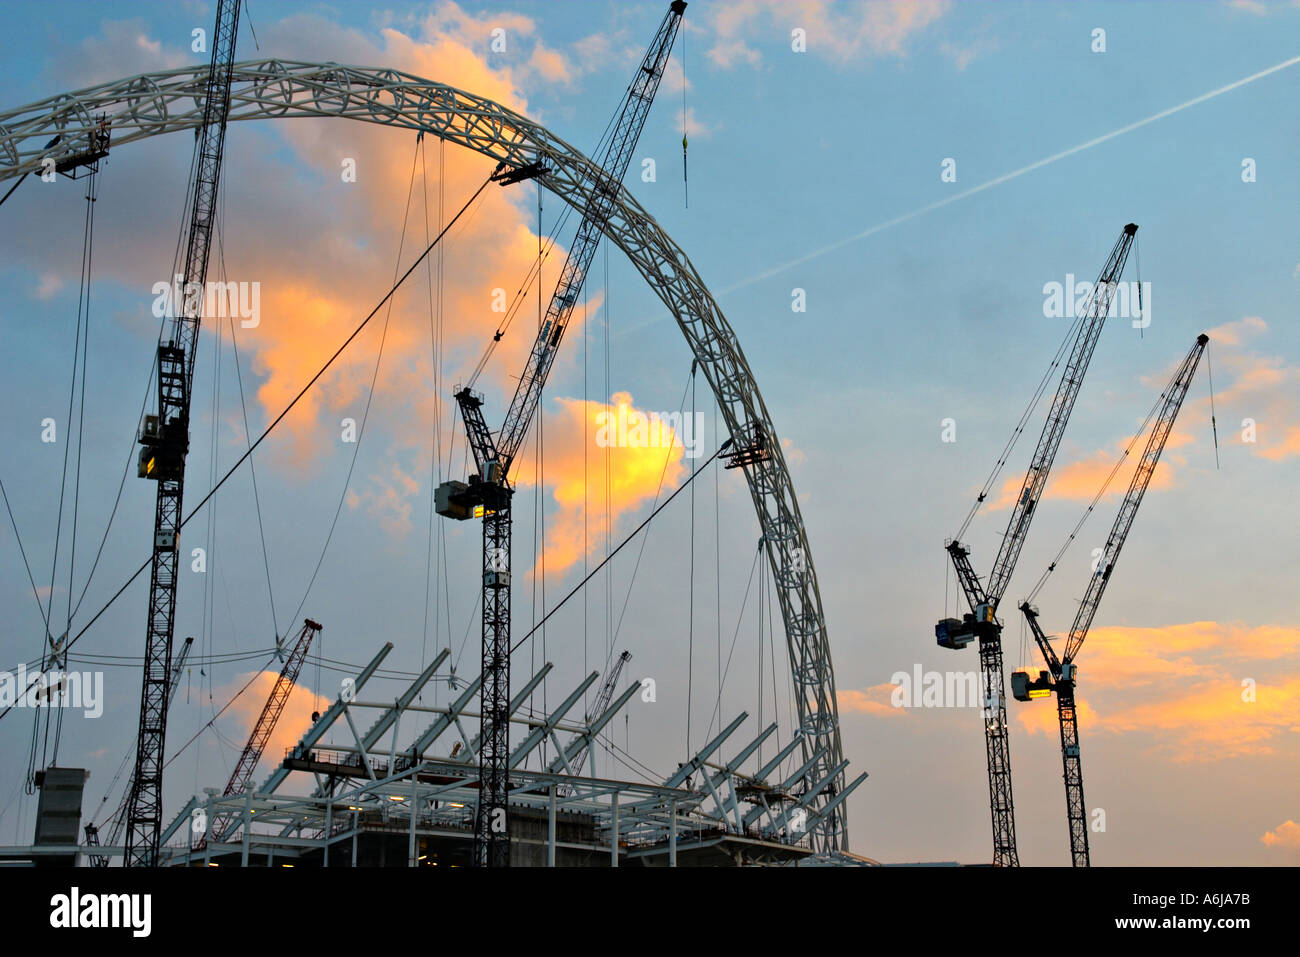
<box><xmin>1019</xmin><ymin>333</ymin><xmax>1208</xmax><ymax>866</ymax></box>
<box><xmin>569</xmin><ymin>651</ymin><xmax>632</xmax><ymax>780</ymax></box>
<box><xmin>986</xmin><ymin>224</ymin><xmax>1139</xmax><ymax>607</ymax></box>
<box><xmin>204</xmin><ymin>619</ymin><xmax>321</xmax><ymax>846</ymax></box>
<box><xmin>491</xmin><ymin>1</ymin><xmax>687</xmax><ymax>477</ymax></box>
<box><xmin>937</xmin><ymin>223</ymin><xmax>1138</xmax><ymax>867</ymax></box>
<box><xmin>436</xmin><ymin>2</ymin><xmax>686</xmax><ymax>868</ymax></box>
<box><xmin>123</xmin><ymin>0</ymin><xmax>240</xmax><ymax>868</ymax></box>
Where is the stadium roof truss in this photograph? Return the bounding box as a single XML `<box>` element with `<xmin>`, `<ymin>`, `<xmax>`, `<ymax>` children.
<box><xmin>155</xmin><ymin>643</ymin><xmax>865</xmax><ymax>867</ymax></box>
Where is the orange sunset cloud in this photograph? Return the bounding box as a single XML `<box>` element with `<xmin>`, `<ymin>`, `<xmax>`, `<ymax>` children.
<box><xmin>221</xmin><ymin>670</ymin><xmax>332</xmax><ymax>782</ymax></box>
<box><xmin>513</xmin><ymin>391</ymin><xmax>691</xmax><ymax>576</ymax></box>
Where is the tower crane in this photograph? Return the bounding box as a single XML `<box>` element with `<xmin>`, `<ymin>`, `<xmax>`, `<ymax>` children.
<box><xmin>199</xmin><ymin>619</ymin><xmax>321</xmax><ymax>848</ymax></box>
<box><xmin>85</xmin><ymin>636</ymin><xmax>195</xmax><ymax>866</ymax></box>
<box><xmin>124</xmin><ymin>0</ymin><xmax>241</xmax><ymax>867</ymax></box>
<box><xmin>569</xmin><ymin>650</ymin><xmax>632</xmax><ymax>781</ymax></box>
<box><xmin>435</xmin><ymin>1</ymin><xmax>686</xmax><ymax>867</ymax></box>
<box><xmin>935</xmin><ymin>223</ymin><xmax>1138</xmax><ymax>866</ymax></box>
<box><xmin>1016</xmin><ymin>334</ymin><xmax>1208</xmax><ymax>866</ymax></box>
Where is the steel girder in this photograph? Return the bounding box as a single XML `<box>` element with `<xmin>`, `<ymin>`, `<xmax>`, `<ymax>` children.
<box><xmin>1</xmin><ymin>60</ymin><xmax>849</xmax><ymax>851</ymax></box>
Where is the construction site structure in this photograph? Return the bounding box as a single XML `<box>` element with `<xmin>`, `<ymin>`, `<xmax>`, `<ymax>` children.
<box><xmin>436</xmin><ymin>0</ymin><xmax>686</xmax><ymax>867</ymax></box>
<box><xmin>147</xmin><ymin>641</ymin><xmax>866</xmax><ymax>867</ymax></box>
<box><xmin>124</xmin><ymin>0</ymin><xmax>241</xmax><ymax>867</ymax></box>
<box><xmin>201</xmin><ymin>619</ymin><xmax>322</xmax><ymax>847</ymax></box>
<box><xmin>936</xmin><ymin>223</ymin><xmax>1138</xmax><ymax>866</ymax></box>
<box><xmin>1016</xmin><ymin>333</ymin><xmax>1209</xmax><ymax>866</ymax></box>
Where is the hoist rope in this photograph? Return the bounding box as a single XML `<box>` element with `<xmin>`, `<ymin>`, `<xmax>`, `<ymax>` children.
<box><xmin>1024</xmin><ymin>380</ymin><xmax>1170</xmax><ymax>604</ymax></box>
<box><xmin>954</xmin><ymin>307</ymin><xmax>1090</xmax><ymax>542</ymax></box>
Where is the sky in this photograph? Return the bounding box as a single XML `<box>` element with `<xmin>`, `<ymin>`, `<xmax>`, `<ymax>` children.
<box><xmin>0</xmin><ymin>0</ymin><xmax>1297</xmax><ymax>866</ymax></box>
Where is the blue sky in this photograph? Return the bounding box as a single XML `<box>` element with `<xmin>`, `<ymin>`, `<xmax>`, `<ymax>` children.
<box><xmin>1</xmin><ymin>0</ymin><xmax>1298</xmax><ymax>865</ymax></box>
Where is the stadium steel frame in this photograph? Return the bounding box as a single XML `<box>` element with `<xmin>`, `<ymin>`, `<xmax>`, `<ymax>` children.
<box><xmin>1</xmin><ymin>60</ymin><xmax>850</xmax><ymax>850</ymax></box>
<box><xmin>149</xmin><ymin>644</ymin><xmax>866</xmax><ymax>866</ymax></box>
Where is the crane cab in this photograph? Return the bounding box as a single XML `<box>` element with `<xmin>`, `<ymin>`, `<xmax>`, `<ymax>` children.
<box><xmin>936</xmin><ymin>616</ymin><xmax>975</xmax><ymax>650</ymax></box>
<box><xmin>1011</xmin><ymin>669</ymin><xmax>1053</xmax><ymax>701</ymax></box>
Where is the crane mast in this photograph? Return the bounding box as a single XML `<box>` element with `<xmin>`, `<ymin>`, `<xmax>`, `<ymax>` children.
<box><xmin>1018</xmin><ymin>333</ymin><xmax>1208</xmax><ymax>866</ymax></box>
<box><xmin>937</xmin><ymin>223</ymin><xmax>1138</xmax><ymax>867</ymax></box>
<box><xmin>202</xmin><ymin>619</ymin><xmax>322</xmax><ymax>847</ymax></box>
<box><xmin>436</xmin><ymin>1</ymin><xmax>686</xmax><ymax>868</ymax></box>
<box><xmin>124</xmin><ymin>0</ymin><xmax>241</xmax><ymax>867</ymax></box>
<box><xmin>86</xmin><ymin>636</ymin><xmax>195</xmax><ymax>866</ymax></box>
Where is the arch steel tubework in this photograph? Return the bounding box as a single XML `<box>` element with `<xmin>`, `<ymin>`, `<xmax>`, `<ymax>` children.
<box><xmin>0</xmin><ymin>60</ymin><xmax>850</xmax><ymax>850</ymax></box>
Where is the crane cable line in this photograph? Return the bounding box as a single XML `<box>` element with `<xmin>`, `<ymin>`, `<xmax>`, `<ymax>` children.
<box><xmin>703</xmin><ymin>538</ymin><xmax>763</xmax><ymax>742</ymax></box>
<box><xmin>463</xmin><ymin>74</ymin><xmax>633</xmax><ymax>391</ymax></box>
<box><xmin>1025</xmin><ymin>339</ymin><xmax>1221</xmax><ymax>606</ymax></box>
<box><xmin>274</xmin><ymin>137</ymin><xmax>424</xmax><ymax>639</ymax></box>
<box><xmin>1207</xmin><ymin>346</ymin><xmax>1221</xmax><ymax>469</ymax></box>
<box><xmin>954</xmin><ymin>304</ymin><xmax>1091</xmax><ymax>543</ymax></box>
<box><xmin>98</xmin><ymin>139</ymin><xmax>456</xmax><ymax>817</ymax></box>
<box><xmin>28</xmin><ymin>163</ymin><xmax>100</xmax><ymax>784</ymax></box>
<box><xmin>0</xmin><ymin>164</ymin><xmax>498</xmax><ymax>727</ymax></box>
<box><xmin>63</xmin><ymin>145</ymin><xmax>203</xmax><ymax>628</ymax></box>
<box><xmin>1023</xmin><ymin>372</ymin><xmax>1176</xmax><ymax>605</ymax></box>
<box><xmin>215</xmin><ymin>205</ymin><xmax>279</xmax><ymax>643</ymax></box>
<box><xmin>610</xmin><ymin>368</ymin><xmax>695</xmax><ymax>649</ymax></box>
<box><xmin>510</xmin><ymin>434</ymin><xmax>731</xmax><ymax>656</ymax></box>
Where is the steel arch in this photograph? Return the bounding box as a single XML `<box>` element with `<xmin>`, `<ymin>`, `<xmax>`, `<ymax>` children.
<box><xmin>0</xmin><ymin>60</ymin><xmax>851</xmax><ymax>851</ymax></box>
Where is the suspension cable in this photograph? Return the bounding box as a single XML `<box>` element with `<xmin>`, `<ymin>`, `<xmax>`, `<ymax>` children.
<box><xmin>510</xmin><ymin>437</ymin><xmax>730</xmax><ymax>655</ymax></box>
<box><xmin>0</xmin><ymin>166</ymin><xmax>498</xmax><ymax>726</ymax></box>
<box><xmin>1024</xmin><ymin>382</ymin><xmax>1170</xmax><ymax>604</ymax></box>
<box><xmin>955</xmin><ymin>307</ymin><xmax>1089</xmax><ymax>541</ymax></box>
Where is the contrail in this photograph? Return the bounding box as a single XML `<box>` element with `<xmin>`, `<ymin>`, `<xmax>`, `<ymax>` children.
<box><xmin>616</xmin><ymin>51</ymin><xmax>1300</xmax><ymax>341</ymax></box>
<box><xmin>716</xmin><ymin>53</ymin><xmax>1300</xmax><ymax>296</ymax></box>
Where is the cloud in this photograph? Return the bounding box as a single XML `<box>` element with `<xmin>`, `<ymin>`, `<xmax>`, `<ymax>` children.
<box><xmin>838</xmin><ymin>682</ymin><xmax>906</xmax><ymax>717</ymax></box>
<box><xmin>1196</xmin><ymin>317</ymin><xmax>1300</xmax><ymax>461</ymax></box>
<box><xmin>513</xmin><ymin>391</ymin><xmax>690</xmax><ymax>576</ymax></box>
<box><xmin>1261</xmin><ymin>819</ymin><xmax>1300</xmax><ymax>855</ymax></box>
<box><xmin>201</xmin><ymin>7</ymin><xmax>578</xmax><ymax>469</ymax></box>
<box><xmin>1015</xmin><ymin>690</ymin><xmax>1100</xmax><ymax>737</ymax></box>
<box><xmin>678</xmin><ymin>106</ymin><xmax>711</xmax><ymax>139</ymax></box>
<box><xmin>1097</xmin><ymin>676</ymin><xmax>1300</xmax><ymax>761</ymax></box>
<box><xmin>986</xmin><ymin>438</ymin><xmax>1174</xmax><ymax>511</ymax></box>
<box><xmin>988</xmin><ymin>314</ymin><xmax>1299</xmax><ymax>511</ymax></box>
<box><xmin>781</xmin><ymin>435</ymin><xmax>807</xmax><ymax>467</ymax></box>
<box><xmin>1013</xmin><ymin>620</ymin><xmax>1300</xmax><ymax>762</ymax></box>
<box><xmin>1206</xmin><ymin>315</ymin><xmax>1267</xmax><ymax>347</ymax></box>
<box><xmin>940</xmin><ymin>35</ymin><xmax>998</xmax><ymax>72</ymax></box>
<box><xmin>34</xmin><ymin>272</ymin><xmax>63</xmax><ymax>301</ymax></box>
<box><xmin>221</xmin><ymin>669</ymin><xmax>330</xmax><ymax>780</ymax></box>
<box><xmin>705</xmin><ymin>0</ymin><xmax>948</xmax><ymax>69</ymax></box>
<box><xmin>55</xmin><ymin>19</ymin><xmax>192</xmax><ymax>88</ymax></box>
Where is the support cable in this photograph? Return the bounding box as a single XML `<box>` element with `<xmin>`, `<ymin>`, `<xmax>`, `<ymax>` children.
<box><xmin>277</xmin><ymin>139</ymin><xmax>427</xmax><ymax>636</ymax></box>
<box><xmin>510</xmin><ymin>438</ymin><xmax>730</xmax><ymax>655</ymax></box>
<box><xmin>704</xmin><ymin>539</ymin><xmax>762</xmax><ymax>736</ymax></box>
<box><xmin>1025</xmin><ymin>382</ymin><xmax>1170</xmax><ymax>603</ymax></box>
<box><xmin>955</xmin><ymin>307</ymin><xmax>1090</xmax><ymax>541</ymax></box>
<box><xmin>0</xmin><ymin>167</ymin><xmax>496</xmax><ymax>725</ymax></box>
<box><xmin>1207</xmin><ymin>347</ymin><xmax>1220</xmax><ymax>469</ymax></box>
